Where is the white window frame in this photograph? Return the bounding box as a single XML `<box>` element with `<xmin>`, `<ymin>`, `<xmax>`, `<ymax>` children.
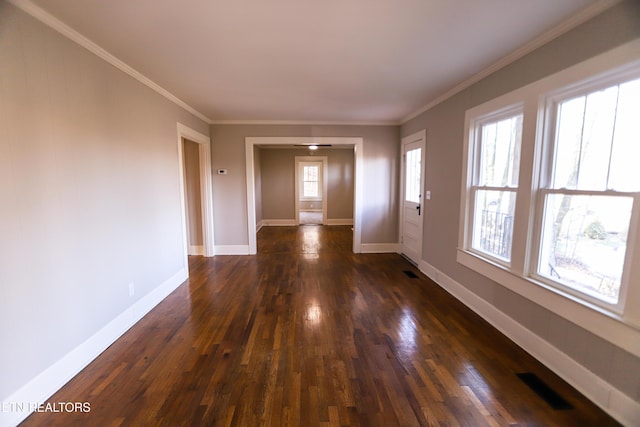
<box><xmin>530</xmin><ymin>73</ymin><xmax>640</xmax><ymax>313</ymax></box>
<box><xmin>457</xmin><ymin>40</ymin><xmax>640</xmax><ymax>358</ymax></box>
<box><xmin>465</xmin><ymin>105</ymin><xmax>524</xmax><ymax>267</ymax></box>
<box><xmin>298</xmin><ymin>161</ymin><xmax>323</xmax><ymax>201</ymax></box>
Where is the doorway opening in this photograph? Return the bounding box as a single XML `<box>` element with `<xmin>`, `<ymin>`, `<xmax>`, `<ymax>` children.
<box><xmin>176</xmin><ymin>123</ymin><xmax>215</xmax><ymax>269</ymax></box>
<box><xmin>245</xmin><ymin>137</ymin><xmax>363</xmax><ymax>254</ymax></box>
<box><xmin>182</xmin><ymin>138</ymin><xmax>204</xmax><ymax>255</ymax></box>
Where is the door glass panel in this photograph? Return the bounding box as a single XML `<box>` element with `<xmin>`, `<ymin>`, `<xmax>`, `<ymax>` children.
<box><xmin>405</xmin><ymin>148</ymin><xmax>421</xmax><ymax>203</ymax></box>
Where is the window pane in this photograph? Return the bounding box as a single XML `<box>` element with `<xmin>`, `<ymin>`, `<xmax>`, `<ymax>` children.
<box><xmin>552</xmin><ymin>96</ymin><xmax>585</xmax><ymax>189</ymax></box>
<box><xmin>303</xmin><ymin>166</ymin><xmax>318</xmax><ymax>182</ymax></box>
<box><xmin>552</xmin><ymin>77</ymin><xmax>640</xmax><ymax>191</ymax></box>
<box><xmin>538</xmin><ymin>194</ymin><xmax>632</xmax><ymax>303</ymax></box>
<box><xmin>303</xmin><ymin>181</ymin><xmax>318</xmax><ymax>198</ymax></box>
<box><xmin>472</xmin><ymin>190</ymin><xmax>516</xmax><ymax>261</ymax></box>
<box><xmin>578</xmin><ymin>87</ymin><xmax>618</xmax><ymax>189</ymax></box>
<box><xmin>479</xmin><ymin>115</ymin><xmax>522</xmax><ymax>187</ymax></box>
<box><xmin>405</xmin><ymin>148</ymin><xmax>421</xmax><ymax>203</ymax></box>
<box><xmin>609</xmin><ymin>78</ymin><xmax>640</xmax><ymax>191</ymax></box>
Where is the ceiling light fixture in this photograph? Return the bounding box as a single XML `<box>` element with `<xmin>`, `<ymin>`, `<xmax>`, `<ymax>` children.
<box><xmin>309</xmin><ymin>145</ymin><xmax>318</xmax><ymax>150</ymax></box>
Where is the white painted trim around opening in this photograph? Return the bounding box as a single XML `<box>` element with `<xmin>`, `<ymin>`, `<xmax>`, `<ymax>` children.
<box><xmin>399</xmin><ymin>129</ymin><xmax>426</xmax><ymax>265</ymax></box>
<box><xmin>246</xmin><ymin>137</ymin><xmax>363</xmax><ymax>254</ymax></box>
<box><xmin>177</xmin><ymin>123</ymin><xmax>215</xmax><ymax>264</ymax></box>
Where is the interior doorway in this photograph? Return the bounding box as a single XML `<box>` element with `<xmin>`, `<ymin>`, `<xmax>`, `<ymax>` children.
<box><xmin>182</xmin><ymin>138</ymin><xmax>204</xmax><ymax>255</ymax></box>
<box><xmin>245</xmin><ymin>137</ymin><xmax>364</xmax><ymax>254</ymax></box>
<box><xmin>176</xmin><ymin>123</ymin><xmax>215</xmax><ymax>268</ymax></box>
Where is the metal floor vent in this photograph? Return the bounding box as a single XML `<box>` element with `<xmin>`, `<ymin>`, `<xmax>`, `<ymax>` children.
<box><xmin>403</xmin><ymin>270</ymin><xmax>419</xmax><ymax>279</ymax></box>
<box><xmin>516</xmin><ymin>373</ymin><xmax>573</xmax><ymax>410</ymax></box>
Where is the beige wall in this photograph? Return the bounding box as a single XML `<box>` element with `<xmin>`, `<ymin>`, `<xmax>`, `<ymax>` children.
<box><xmin>183</xmin><ymin>139</ymin><xmax>203</xmax><ymax>247</ymax></box>
<box><xmin>0</xmin><ymin>2</ymin><xmax>209</xmax><ymax>403</ymax></box>
<box><xmin>259</xmin><ymin>148</ymin><xmax>354</xmax><ymax>221</ymax></box>
<box><xmin>210</xmin><ymin>125</ymin><xmax>399</xmax><ymax>245</ymax></box>
<box><xmin>401</xmin><ymin>0</ymin><xmax>640</xmax><ymax>404</ymax></box>
<box><xmin>260</xmin><ymin>149</ymin><xmax>296</xmax><ymax>220</ymax></box>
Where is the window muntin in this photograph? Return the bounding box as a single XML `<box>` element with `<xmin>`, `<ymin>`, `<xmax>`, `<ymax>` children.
<box><xmin>536</xmin><ymin>77</ymin><xmax>640</xmax><ymax>305</ymax></box>
<box><xmin>469</xmin><ymin>112</ymin><xmax>523</xmax><ymax>262</ymax></box>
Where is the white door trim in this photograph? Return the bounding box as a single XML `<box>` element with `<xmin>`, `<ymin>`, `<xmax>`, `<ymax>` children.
<box><xmin>246</xmin><ymin>137</ymin><xmax>363</xmax><ymax>254</ymax></box>
<box><xmin>399</xmin><ymin>129</ymin><xmax>426</xmax><ymax>264</ymax></box>
<box><xmin>177</xmin><ymin>123</ymin><xmax>215</xmax><ymax>268</ymax></box>
<box><xmin>295</xmin><ymin>156</ymin><xmax>328</xmax><ymax>224</ymax></box>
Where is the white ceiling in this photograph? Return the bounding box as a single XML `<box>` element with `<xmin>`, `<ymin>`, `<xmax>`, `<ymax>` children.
<box><xmin>23</xmin><ymin>0</ymin><xmax>610</xmax><ymax>124</ymax></box>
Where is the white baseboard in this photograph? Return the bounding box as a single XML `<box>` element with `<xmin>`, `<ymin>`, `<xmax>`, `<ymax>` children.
<box><xmin>214</xmin><ymin>245</ymin><xmax>250</xmax><ymax>255</ymax></box>
<box><xmin>188</xmin><ymin>245</ymin><xmax>204</xmax><ymax>256</ymax></box>
<box><xmin>360</xmin><ymin>243</ymin><xmax>400</xmax><ymax>253</ymax></box>
<box><xmin>418</xmin><ymin>260</ymin><xmax>640</xmax><ymax>427</ymax></box>
<box><xmin>326</xmin><ymin>219</ymin><xmax>353</xmax><ymax>226</ymax></box>
<box><xmin>0</xmin><ymin>268</ymin><xmax>188</xmax><ymax>427</ymax></box>
<box><xmin>260</xmin><ymin>219</ymin><xmax>353</xmax><ymax>227</ymax></box>
<box><xmin>256</xmin><ymin>220</ymin><xmax>265</xmax><ymax>232</ymax></box>
<box><xmin>262</xmin><ymin>219</ymin><xmax>297</xmax><ymax>226</ymax></box>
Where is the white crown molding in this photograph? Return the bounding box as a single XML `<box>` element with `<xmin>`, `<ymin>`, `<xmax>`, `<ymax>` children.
<box><xmin>402</xmin><ymin>0</ymin><xmax>624</xmax><ymax>124</ymax></box>
<box><xmin>210</xmin><ymin>119</ymin><xmax>400</xmax><ymax>126</ymax></box>
<box><xmin>9</xmin><ymin>0</ymin><xmax>621</xmax><ymax>128</ymax></box>
<box><xmin>9</xmin><ymin>0</ymin><xmax>212</xmax><ymax>124</ymax></box>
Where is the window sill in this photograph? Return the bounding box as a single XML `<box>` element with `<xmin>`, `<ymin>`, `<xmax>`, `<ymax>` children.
<box><xmin>456</xmin><ymin>248</ymin><xmax>640</xmax><ymax>357</ymax></box>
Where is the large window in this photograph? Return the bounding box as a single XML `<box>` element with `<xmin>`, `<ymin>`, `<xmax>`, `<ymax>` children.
<box><xmin>459</xmin><ymin>43</ymin><xmax>640</xmax><ymax>326</ymax></box>
<box><xmin>469</xmin><ymin>111</ymin><xmax>523</xmax><ymax>262</ymax></box>
<box><xmin>536</xmin><ymin>78</ymin><xmax>640</xmax><ymax>305</ymax></box>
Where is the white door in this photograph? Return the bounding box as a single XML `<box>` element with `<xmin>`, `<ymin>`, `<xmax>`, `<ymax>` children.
<box><xmin>401</xmin><ymin>130</ymin><xmax>426</xmax><ymax>264</ymax></box>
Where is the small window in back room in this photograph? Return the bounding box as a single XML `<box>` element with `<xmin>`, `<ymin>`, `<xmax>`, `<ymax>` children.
<box><xmin>302</xmin><ymin>165</ymin><xmax>319</xmax><ymax>198</ymax></box>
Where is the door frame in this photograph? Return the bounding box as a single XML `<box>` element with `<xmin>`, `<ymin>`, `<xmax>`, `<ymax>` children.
<box><xmin>295</xmin><ymin>156</ymin><xmax>328</xmax><ymax>225</ymax></box>
<box><xmin>399</xmin><ymin>129</ymin><xmax>426</xmax><ymax>264</ymax></box>
<box><xmin>245</xmin><ymin>137</ymin><xmax>363</xmax><ymax>254</ymax></box>
<box><xmin>177</xmin><ymin>123</ymin><xmax>215</xmax><ymax>268</ymax></box>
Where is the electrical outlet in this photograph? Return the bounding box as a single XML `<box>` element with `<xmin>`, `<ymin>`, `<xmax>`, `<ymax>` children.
<box><xmin>128</xmin><ymin>282</ymin><xmax>135</xmax><ymax>297</ymax></box>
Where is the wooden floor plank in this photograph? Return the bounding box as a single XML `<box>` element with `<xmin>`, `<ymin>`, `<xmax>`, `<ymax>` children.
<box><xmin>20</xmin><ymin>226</ymin><xmax>620</xmax><ymax>426</ymax></box>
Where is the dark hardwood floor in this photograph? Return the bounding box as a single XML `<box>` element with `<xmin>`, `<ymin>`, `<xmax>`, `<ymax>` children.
<box><xmin>21</xmin><ymin>226</ymin><xmax>619</xmax><ymax>426</ymax></box>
